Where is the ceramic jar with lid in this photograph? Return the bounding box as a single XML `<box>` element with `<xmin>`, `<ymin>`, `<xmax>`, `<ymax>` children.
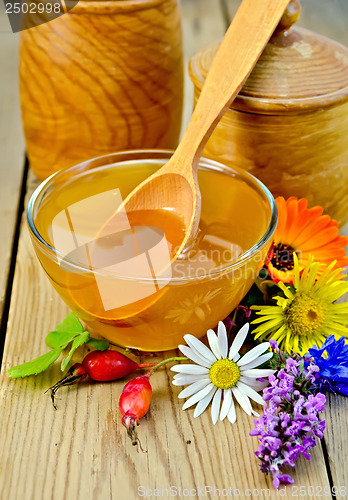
<box><xmin>20</xmin><ymin>0</ymin><xmax>183</xmax><ymax>180</ymax></box>
<box><xmin>189</xmin><ymin>0</ymin><xmax>348</xmax><ymax>225</ymax></box>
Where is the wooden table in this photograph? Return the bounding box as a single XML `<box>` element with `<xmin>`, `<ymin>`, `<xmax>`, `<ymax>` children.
<box><xmin>0</xmin><ymin>1</ymin><xmax>347</xmax><ymax>499</ymax></box>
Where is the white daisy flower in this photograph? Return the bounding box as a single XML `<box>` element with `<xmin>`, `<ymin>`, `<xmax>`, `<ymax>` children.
<box><xmin>171</xmin><ymin>322</ymin><xmax>274</xmax><ymax>424</ymax></box>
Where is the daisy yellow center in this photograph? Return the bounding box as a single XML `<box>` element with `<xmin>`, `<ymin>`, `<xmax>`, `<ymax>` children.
<box><xmin>285</xmin><ymin>292</ymin><xmax>326</xmax><ymax>337</ymax></box>
<box><xmin>209</xmin><ymin>359</ymin><xmax>240</xmax><ymax>389</ymax></box>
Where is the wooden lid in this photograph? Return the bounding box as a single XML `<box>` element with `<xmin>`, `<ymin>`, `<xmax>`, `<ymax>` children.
<box><xmin>189</xmin><ymin>0</ymin><xmax>348</xmax><ymax>114</ymax></box>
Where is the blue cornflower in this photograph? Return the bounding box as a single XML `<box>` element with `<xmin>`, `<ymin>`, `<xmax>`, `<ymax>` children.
<box><xmin>308</xmin><ymin>335</ymin><xmax>348</xmax><ymax>396</ymax></box>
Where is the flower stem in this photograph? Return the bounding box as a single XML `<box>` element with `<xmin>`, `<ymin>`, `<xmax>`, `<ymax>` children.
<box><xmin>146</xmin><ymin>357</ymin><xmax>187</xmax><ymax>377</ymax></box>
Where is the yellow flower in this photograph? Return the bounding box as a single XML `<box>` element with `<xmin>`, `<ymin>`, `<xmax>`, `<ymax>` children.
<box><xmin>268</xmin><ymin>197</ymin><xmax>348</xmax><ymax>284</ymax></box>
<box><xmin>251</xmin><ymin>255</ymin><xmax>348</xmax><ymax>355</ymax></box>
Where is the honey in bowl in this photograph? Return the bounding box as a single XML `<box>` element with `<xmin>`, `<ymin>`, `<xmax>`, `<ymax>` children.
<box><xmin>28</xmin><ymin>151</ymin><xmax>277</xmax><ymax>351</ymax></box>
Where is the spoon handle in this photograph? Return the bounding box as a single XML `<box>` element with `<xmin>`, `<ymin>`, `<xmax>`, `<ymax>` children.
<box><xmin>175</xmin><ymin>0</ymin><xmax>290</xmax><ymax>173</ymax></box>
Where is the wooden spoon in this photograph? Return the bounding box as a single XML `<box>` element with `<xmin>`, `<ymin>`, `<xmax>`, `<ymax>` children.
<box><xmin>102</xmin><ymin>0</ymin><xmax>290</xmax><ymax>257</ymax></box>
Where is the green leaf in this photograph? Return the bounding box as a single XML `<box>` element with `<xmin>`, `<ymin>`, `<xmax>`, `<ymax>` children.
<box><xmin>45</xmin><ymin>331</ymin><xmax>81</xmax><ymax>349</ymax></box>
<box><xmin>56</xmin><ymin>312</ymin><xmax>84</xmax><ymax>334</ymax></box>
<box><xmin>45</xmin><ymin>313</ymin><xmax>84</xmax><ymax>348</ymax></box>
<box><xmin>61</xmin><ymin>332</ymin><xmax>90</xmax><ymax>372</ymax></box>
<box><xmin>86</xmin><ymin>337</ymin><xmax>110</xmax><ymax>351</ymax></box>
<box><xmin>7</xmin><ymin>347</ymin><xmax>62</xmax><ymax>378</ymax></box>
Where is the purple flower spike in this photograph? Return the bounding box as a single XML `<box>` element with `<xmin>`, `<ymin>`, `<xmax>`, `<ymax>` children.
<box><xmin>251</xmin><ymin>349</ymin><xmax>326</xmax><ymax>489</ymax></box>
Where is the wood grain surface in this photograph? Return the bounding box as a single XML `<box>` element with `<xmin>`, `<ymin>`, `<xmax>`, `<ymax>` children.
<box><xmin>323</xmin><ymin>225</ymin><xmax>348</xmax><ymax>498</ymax></box>
<box><xmin>0</xmin><ymin>9</ymin><xmax>26</xmax><ymax>322</ymax></box>
<box><xmin>0</xmin><ymin>1</ymin><xmax>347</xmax><ymax>500</ymax></box>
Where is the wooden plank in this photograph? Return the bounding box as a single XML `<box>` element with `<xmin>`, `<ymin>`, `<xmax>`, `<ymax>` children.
<box><xmin>323</xmin><ymin>224</ymin><xmax>348</xmax><ymax>499</ymax></box>
<box><xmin>324</xmin><ymin>394</ymin><xmax>348</xmax><ymax>498</ymax></box>
<box><xmin>0</xmin><ymin>6</ymin><xmax>26</xmax><ymax>320</ymax></box>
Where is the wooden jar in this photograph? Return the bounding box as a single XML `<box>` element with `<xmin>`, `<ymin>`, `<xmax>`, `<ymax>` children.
<box><xmin>20</xmin><ymin>0</ymin><xmax>183</xmax><ymax>180</ymax></box>
<box><xmin>189</xmin><ymin>0</ymin><xmax>348</xmax><ymax>225</ymax></box>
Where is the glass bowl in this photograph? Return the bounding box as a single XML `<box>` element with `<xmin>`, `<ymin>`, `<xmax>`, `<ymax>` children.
<box><xmin>27</xmin><ymin>150</ymin><xmax>277</xmax><ymax>351</ymax></box>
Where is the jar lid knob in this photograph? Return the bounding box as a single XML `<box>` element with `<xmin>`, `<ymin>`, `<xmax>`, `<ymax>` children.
<box><xmin>274</xmin><ymin>0</ymin><xmax>301</xmax><ymax>33</ymax></box>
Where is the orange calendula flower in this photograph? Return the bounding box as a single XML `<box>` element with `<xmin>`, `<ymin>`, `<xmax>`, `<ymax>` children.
<box><xmin>267</xmin><ymin>196</ymin><xmax>348</xmax><ymax>283</ymax></box>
